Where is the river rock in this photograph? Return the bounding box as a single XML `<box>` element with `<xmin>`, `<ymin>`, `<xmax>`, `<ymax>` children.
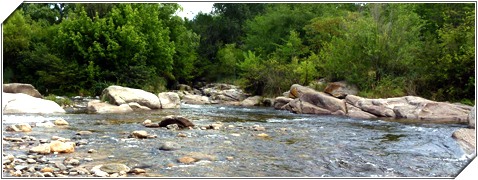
<box><xmin>346</xmin><ymin>103</ymin><xmax>377</xmax><ymax>119</ymax></box>
<box><xmin>468</xmin><ymin>106</ymin><xmax>475</xmax><ymax>128</ymax></box>
<box><xmin>452</xmin><ymin>128</ymin><xmax>476</xmax><ymax>154</ymax></box>
<box><xmin>182</xmin><ymin>94</ymin><xmax>210</xmax><ymax>104</ymax></box>
<box><xmin>3</xmin><ymin>83</ymin><xmax>43</xmax><ymax>98</ymax></box>
<box><xmin>159</xmin><ymin>116</ymin><xmax>194</xmax><ymax>129</ymax></box>
<box><xmin>49</xmin><ymin>141</ymin><xmax>75</xmax><ymax>153</ymax></box>
<box><xmin>54</xmin><ymin>118</ymin><xmax>69</xmax><ymax>126</ymax></box>
<box><xmin>99</xmin><ymin>163</ymin><xmax>130</xmax><ymax>174</ymax></box>
<box><xmin>2</xmin><ymin>93</ymin><xmax>66</xmax><ymax>114</ymax></box>
<box><xmin>6</xmin><ymin>123</ymin><xmax>32</xmax><ymax>132</ymax></box>
<box><xmin>158</xmin><ymin>141</ymin><xmax>181</xmax><ymax>151</ymax></box>
<box><xmin>202</xmin><ymin>83</ymin><xmax>247</xmax><ymax>102</ymax></box>
<box><xmin>289</xmin><ymin>84</ymin><xmax>316</xmax><ymax>99</ymax></box>
<box><xmin>346</xmin><ymin>95</ymin><xmax>471</xmax><ymax>122</ymax></box>
<box><xmin>240</xmin><ymin>96</ymin><xmax>262</xmax><ymax>106</ymax></box>
<box><xmin>324</xmin><ymin>81</ymin><xmax>358</xmax><ymax>99</ymax></box>
<box><xmin>177</xmin><ymin>156</ymin><xmax>196</xmax><ymax>164</ymax></box>
<box><xmin>101</xmin><ymin>85</ymin><xmax>161</xmax><ymax>109</ymax></box>
<box><xmin>29</xmin><ymin>144</ymin><xmax>51</xmax><ymax>154</ymax></box>
<box><xmin>76</xmin><ymin>131</ymin><xmax>93</xmax><ymax>136</ymax></box>
<box><xmin>262</xmin><ymin>98</ymin><xmax>274</xmax><ymax>107</ymax></box>
<box><xmin>284</xmin><ymin>91</ymin><xmax>346</xmax><ymax>115</ymax></box>
<box><xmin>87</xmin><ymin>100</ymin><xmax>133</xmax><ymax>114</ymax></box>
<box><xmin>127</xmin><ymin>102</ymin><xmax>151</xmax><ymax>111</ymax></box>
<box><xmin>131</xmin><ymin>168</ymin><xmax>146</xmax><ymax>174</ymax></box>
<box><xmin>130</xmin><ymin>131</ymin><xmax>149</xmax><ymax>139</ymax></box>
<box><xmin>158</xmin><ymin>92</ymin><xmax>181</xmax><ymax>109</ymax></box>
<box><xmin>273</xmin><ymin>96</ymin><xmax>293</xmax><ymax>110</ymax></box>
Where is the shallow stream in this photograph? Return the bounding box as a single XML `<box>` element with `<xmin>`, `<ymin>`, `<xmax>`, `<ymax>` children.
<box><xmin>2</xmin><ymin>104</ymin><xmax>473</xmax><ymax>177</ymax></box>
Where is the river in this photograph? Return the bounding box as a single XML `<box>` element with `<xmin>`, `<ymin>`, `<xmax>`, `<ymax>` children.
<box><xmin>2</xmin><ymin>103</ymin><xmax>473</xmax><ymax>177</ymax></box>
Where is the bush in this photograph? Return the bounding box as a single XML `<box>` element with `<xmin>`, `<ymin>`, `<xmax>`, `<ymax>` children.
<box><xmin>45</xmin><ymin>94</ymin><xmax>73</xmax><ymax>107</ymax></box>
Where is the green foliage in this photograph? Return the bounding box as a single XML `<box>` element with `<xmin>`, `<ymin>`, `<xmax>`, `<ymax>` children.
<box><xmin>2</xmin><ymin>3</ymin><xmax>475</xmax><ymax>104</ymax></box>
<box><xmin>45</xmin><ymin>94</ymin><xmax>73</xmax><ymax>107</ymax></box>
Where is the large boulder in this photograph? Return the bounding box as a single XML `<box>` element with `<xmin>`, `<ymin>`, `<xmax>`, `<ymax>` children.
<box><xmin>158</xmin><ymin>92</ymin><xmax>180</xmax><ymax>109</ymax></box>
<box><xmin>468</xmin><ymin>106</ymin><xmax>475</xmax><ymax>128</ymax></box>
<box><xmin>273</xmin><ymin>96</ymin><xmax>293</xmax><ymax>110</ymax></box>
<box><xmin>3</xmin><ymin>83</ymin><xmax>43</xmax><ymax>98</ymax></box>
<box><xmin>240</xmin><ymin>96</ymin><xmax>262</xmax><ymax>107</ymax></box>
<box><xmin>288</xmin><ymin>84</ymin><xmax>316</xmax><ymax>99</ymax></box>
<box><xmin>87</xmin><ymin>100</ymin><xmax>133</xmax><ymax>114</ymax></box>
<box><xmin>345</xmin><ymin>95</ymin><xmax>471</xmax><ymax>123</ymax></box>
<box><xmin>452</xmin><ymin>128</ymin><xmax>476</xmax><ymax>154</ymax></box>
<box><xmin>2</xmin><ymin>93</ymin><xmax>65</xmax><ymax>114</ymax></box>
<box><xmin>182</xmin><ymin>94</ymin><xmax>210</xmax><ymax>104</ymax></box>
<box><xmin>101</xmin><ymin>85</ymin><xmax>161</xmax><ymax>109</ymax></box>
<box><xmin>324</xmin><ymin>81</ymin><xmax>358</xmax><ymax>99</ymax></box>
<box><xmin>284</xmin><ymin>91</ymin><xmax>346</xmax><ymax>115</ymax></box>
<box><xmin>346</xmin><ymin>103</ymin><xmax>377</xmax><ymax>119</ymax></box>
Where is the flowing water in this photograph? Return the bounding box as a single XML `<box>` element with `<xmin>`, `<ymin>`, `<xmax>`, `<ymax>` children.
<box><xmin>2</xmin><ymin>103</ymin><xmax>474</xmax><ymax>177</ymax></box>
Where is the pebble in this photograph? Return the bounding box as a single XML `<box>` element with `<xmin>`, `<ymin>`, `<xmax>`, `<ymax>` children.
<box><xmin>177</xmin><ymin>133</ymin><xmax>187</xmax><ymax>137</ymax></box>
<box><xmin>7</xmin><ymin>154</ymin><xmax>15</xmax><ymax>161</ymax></box>
<box><xmin>257</xmin><ymin>133</ymin><xmax>269</xmax><ymax>138</ymax></box>
<box><xmin>131</xmin><ymin>168</ymin><xmax>146</xmax><ymax>174</ymax></box>
<box><xmin>40</xmin><ymin>167</ymin><xmax>54</xmax><ymax>173</ymax></box>
<box><xmin>200</xmin><ymin>126</ymin><xmax>207</xmax><ymax>130</ymax></box>
<box><xmin>33</xmin><ymin>171</ymin><xmax>45</xmax><ymax>177</ymax></box>
<box><xmin>253</xmin><ymin>126</ymin><xmax>266</xmax><ymax>131</ymax></box>
<box><xmin>142</xmin><ymin>119</ymin><xmax>152</xmax><ymax>125</ymax></box>
<box><xmin>26</xmin><ymin>158</ymin><xmax>36</xmax><ymax>164</ymax></box>
<box><xmin>84</xmin><ymin>158</ymin><xmax>93</xmax><ymax>162</ymax></box>
<box><xmin>12</xmin><ymin>170</ymin><xmax>22</xmax><ymax>177</ymax></box>
<box><xmin>108</xmin><ymin>155</ymin><xmax>115</xmax><ymax>158</ymax></box>
<box><xmin>178</xmin><ymin>156</ymin><xmax>196</xmax><ymax>164</ymax></box>
<box><xmin>131</xmin><ymin>130</ymin><xmax>149</xmax><ymax>139</ymax></box>
<box><xmin>43</xmin><ymin>172</ymin><xmax>54</xmax><ymax>177</ymax></box>
<box><xmin>88</xmin><ymin>149</ymin><xmax>96</xmax><ymax>153</ymax></box>
<box><xmin>64</xmin><ymin>158</ymin><xmax>80</xmax><ymax>165</ymax></box>
<box><xmin>39</xmin><ymin>139</ymin><xmax>49</xmax><ymax>143</ymax></box>
<box><xmin>167</xmin><ymin>163</ymin><xmax>174</xmax><ymax>167</ymax></box>
<box><xmin>55</xmin><ymin>162</ymin><xmax>67</xmax><ymax>171</ymax></box>
<box><xmin>158</xmin><ymin>141</ymin><xmax>181</xmax><ymax>151</ymax></box>
<box><xmin>54</xmin><ymin>118</ymin><xmax>69</xmax><ymax>126</ymax></box>
<box><xmin>14</xmin><ymin>165</ymin><xmax>28</xmax><ymax>171</ymax></box>
<box><xmin>228</xmin><ymin>125</ymin><xmax>235</xmax><ymax>128</ymax></box>
<box><xmin>226</xmin><ymin>156</ymin><xmax>234</xmax><ymax>161</ymax></box>
<box><xmin>3</xmin><ymin>160</ymin><xmax>11</xmax><ymax>165</ymax></box>
<box><xmin>230</xmin><ymin>133</ymin><xmax>241</xmax><ymax>137</ymax></box>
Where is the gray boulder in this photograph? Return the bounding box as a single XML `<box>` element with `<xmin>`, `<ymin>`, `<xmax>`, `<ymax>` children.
<box><xmin>288</xmin><ymin>84</ymin><xmax>316</xmax><ymax>99</ymax></box>
<box><xmin>2</xmin><ymin>93</ymin><xmax>65</xmax><ymax>114</ymax></box>
<box><xmin>101</xmin><ymin>85</ymin><xmax>161</xmax><ymax>109</ymax></box>
<box><xmin>182</xmin><ymin>94</ymin><xmax>210</xmax><ymax>104</ymax></box>
<box><xmin>346</xmin><ymin>95</ymin><xmax>471</xmax><ymax>123</ymax></box>
<box><xmin>87</xmin><ymin>100</ymin><xmax>133</xmax><ymax>114</ymax></box>
<box><xmin>284</xmin><ymin>91</ymin><xmax>346</xmax><ymax>115</ymax></box>
<box><xmin>158</xmin><ymin>92</ymin><xmax>180</xmax><ymax>109</ymax></box>
<box><xmin>273</xmin><ymin>96</ymin><xmax>293</xmax><ymax>110</ymax></box>
<box><xmin>240</xmin><ymin>96</ymin><xmax>262</xmax><ymax>106</ymax></box>
<box><xmin>468</xmin><ymin>106</ymin><xmax>475</xmax><ymax>128</ymax></box>
<box><xmin>3</xmin><ymin>83</ymin><xmax>43</xmax><ymax>98</ymax></box>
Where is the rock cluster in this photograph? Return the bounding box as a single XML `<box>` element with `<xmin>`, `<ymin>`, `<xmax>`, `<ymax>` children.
<box><xmin>87</xmin><ymin>85</ymin><xmax>181</xmax><ymax>113</ymax></box>
<box><xmin>274</xmin><ymin>84</ymin><xmax>473</xmax><ymax>124</ymax></box>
